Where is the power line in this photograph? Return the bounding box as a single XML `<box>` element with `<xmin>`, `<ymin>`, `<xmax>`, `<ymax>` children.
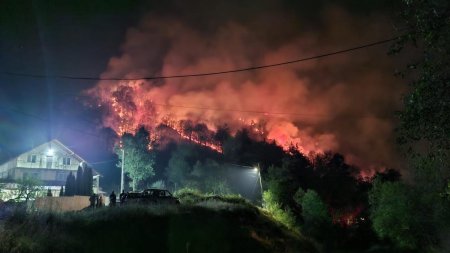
<box><xmin>66</xmin><ymin>94</ymin><xmax>394</xmax><ymax>119</ymax></box>
<box><xmin>152</xmin><ymin>102</ymin><xmax>395</xmax><ymax>119</ymax></box>
<box><xmin>2</xmin><ymin>36</ymin><xmax>398</xmax><ymax>81</ymax></box>
<box><xmin>152</xmin><ymin>103</ymin><xmax>329</xmax><ymax>118</ymax></box>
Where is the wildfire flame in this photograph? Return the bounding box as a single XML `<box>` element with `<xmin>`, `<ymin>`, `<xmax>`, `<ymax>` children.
<box><xmin>84</xmin><ymin>13</ymin><xmax>403</xmax><ymax>171</ymax></box>
<box><xmin>88</xmin><ymin>80</ymin><xmax>335</xmax><ymax>155</ymax></box>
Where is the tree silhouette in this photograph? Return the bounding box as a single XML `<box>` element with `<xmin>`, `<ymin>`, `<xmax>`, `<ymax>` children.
<box><xmin>83</xmin><ymin>167</ymin><xmax>93</xmax><ymax>196</ymax></box>
<box><xmin>64</xmin><ymin>172</ymin><xmax>76</xmax><ymax>196</ymax></box>
<box><xmin>76</xmin><ymin>166</ymin><xmax>83</xmax><ymax>195</ymax></box>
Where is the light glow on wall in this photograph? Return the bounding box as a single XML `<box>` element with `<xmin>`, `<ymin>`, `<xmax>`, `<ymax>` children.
<box><xmin>47</xmin><ymin>149</ymin><xmax>54</xmax><ymax>156</ymax></box>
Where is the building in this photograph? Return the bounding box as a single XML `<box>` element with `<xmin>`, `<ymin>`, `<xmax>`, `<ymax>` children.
<box><xmin>0</xmin><ymin>139</ymin><xmax>100</xmax><ymax>199</ymax></box>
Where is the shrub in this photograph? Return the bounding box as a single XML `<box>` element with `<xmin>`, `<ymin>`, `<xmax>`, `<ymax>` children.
<box><xmin>263</xmin><ymin>190</ymin><xmax>297</xmax><ymax>230</ymax></box>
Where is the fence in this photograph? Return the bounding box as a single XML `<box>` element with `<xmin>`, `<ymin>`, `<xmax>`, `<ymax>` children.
<box><xmin>34</xmin><ymin>196</ymin><xmax>90</xmax><ymax>212</ymax></box>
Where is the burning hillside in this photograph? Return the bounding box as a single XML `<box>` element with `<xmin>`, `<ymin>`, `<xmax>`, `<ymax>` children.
<box><xmin>85</xmin><ymin>8</ymin><xmax>404</xmax><ymax>171</ymax></box>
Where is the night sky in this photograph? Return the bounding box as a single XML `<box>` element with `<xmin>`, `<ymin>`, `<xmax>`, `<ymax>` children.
<box><xmin>0</xmin><ymin>0</ymin><xmax>405</xmax><ymax>177</ymax></box>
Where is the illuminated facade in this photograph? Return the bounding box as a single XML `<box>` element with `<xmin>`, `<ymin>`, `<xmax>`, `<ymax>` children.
<box><xmin>0</xmin><ymin>139</ymin><xmax>100</xmax><ymax>198</ymax></box>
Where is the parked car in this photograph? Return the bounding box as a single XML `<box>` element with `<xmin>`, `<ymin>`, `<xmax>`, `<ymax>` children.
<box><xmin>123</xmin><ymin>188</ymin><xmax>180</xmax><ymax>205</ymax></box>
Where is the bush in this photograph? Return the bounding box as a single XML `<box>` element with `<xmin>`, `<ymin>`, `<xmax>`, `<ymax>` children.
<box><xmin>369</xmin><ymin>179</ymin><xmax>419</xmax><ymax>249</ymax></box>
<box><xmin>174</xmin><ymin>188</ymin><xmax>251</xmax><ymax>207</ymax></box>
<box><xmin>298</xmin><ymin>190</ymin><xmax>332</xmax><ymax>242</ymax></box>
<box><xmin>263</xmin><ymin>190</ymin><xmax>297</xmax><ymax>231</ymax></box>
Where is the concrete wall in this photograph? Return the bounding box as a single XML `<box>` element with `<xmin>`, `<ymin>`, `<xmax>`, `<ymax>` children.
<box><xmin>35</xmin><ymin>196</ymin><xmax>90</xmax><ymax>212</ymax></box>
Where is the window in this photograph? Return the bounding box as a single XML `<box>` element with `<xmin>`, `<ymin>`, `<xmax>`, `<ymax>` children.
<box><xmin>63</xmin><ymin>157</ymin><xmax>71</xmax><ymax>165</ymax></box>
<box><xmin>27</xmin><ymin>154</ymin><xmax>37</xmax><ymax>163</ymax></box>
<box><xmin>46</xmin><ymin>156</ymin><xmax>53</xmax><ymax>169</ymax></box>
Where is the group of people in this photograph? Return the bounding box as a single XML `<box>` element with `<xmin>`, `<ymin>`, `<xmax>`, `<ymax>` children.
<box><xmin>109</xmin><ymin>190</ymin><xmax>128</xmax><ymax>206</ymax></box>
<box><xmin>89</xmin><ymin>190</ymin><xmax>128</xmax><ymax>208</ymax></box>
<box><xmin>88</xmin><ymin>193</ymin><xmax>105</xmax><ymax>208</ymax></box>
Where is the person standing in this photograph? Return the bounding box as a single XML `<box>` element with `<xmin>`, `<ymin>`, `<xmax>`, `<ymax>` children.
<box><xmin>97</xmin><ymin>195</ymin><xmax>103</xmax><ymax>208</ymax></box>
<box><xmin>120</xmin><ymin>190</ymin><xmax>126</xmax><ymax>205</ymax></box>
<box><xmin>89</xmin><ymin>194</ymin><xmax>96</xmax><ymax>208</ymax></box>
<box><xmin>109</xmin><ymin>191</ymin><xmax>116</xmax><ymax>207</ymax></box>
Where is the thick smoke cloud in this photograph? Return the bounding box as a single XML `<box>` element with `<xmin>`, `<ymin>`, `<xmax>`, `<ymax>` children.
<box><xmin>86</xmin><ymin>4</ymin><xmax>405</xmax><ymax>172</ymax></box>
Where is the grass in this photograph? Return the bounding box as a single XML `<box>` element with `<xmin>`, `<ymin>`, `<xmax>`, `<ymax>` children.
<box><xmin>0</xmin><ymin>197</ymin><xmax>318</xmax><ymax>253</ymax></box>
<box><xmin>174</xmin><ymin>188</ymin><xmax>253</xmax><ymax>207</ymax></box>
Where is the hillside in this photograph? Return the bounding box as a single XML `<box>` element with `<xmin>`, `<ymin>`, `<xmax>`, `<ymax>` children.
<box><xmin>0</xmin><ymin>201</ymin><xmax>318</xmax><ymax>253</ymax></box>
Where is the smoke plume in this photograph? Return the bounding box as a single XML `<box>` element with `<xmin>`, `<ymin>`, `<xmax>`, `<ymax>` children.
<box><xmin>86</xmin><ymin>5</ymin><xmax>405</xmax><ymax>172</ymax></box>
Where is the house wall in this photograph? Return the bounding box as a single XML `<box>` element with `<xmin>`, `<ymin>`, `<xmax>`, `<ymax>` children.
<box><xmin>16</xmin><ymin>142</ymin><xmax>82</xmax><ymax>171</ymax></box>
<box><xmin>0</xmin><ymin>159</ymin><xmax>17</xmax><ymax>178</ymax></box>
<box><xmin>12</xmin><ymin>168</ymin><xmax>76</xmax><ymax>182</ymax></box>
<box><xmin>0</xmin><ymin>140</ymin><xmax>101</xmax><ymax>197</ymax></box>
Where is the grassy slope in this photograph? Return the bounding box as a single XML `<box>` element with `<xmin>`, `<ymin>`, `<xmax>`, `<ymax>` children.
<box><xmin>0</xmin><ymin>200</ymin><xmax>318</xmax><ymax>253</ymax></box>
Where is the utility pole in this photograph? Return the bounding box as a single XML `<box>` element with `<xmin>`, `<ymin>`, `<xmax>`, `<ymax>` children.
<box><xmin>120</xmin><ymin>141</ymin><xmax>125</xmax><ymax>193</ymax></box>
<box><xmin>257</xmin><ymin>164</ymin><xmax>263</xmax><ymax>206</ymax></box>
<box><xmin>258</xmin><ymin>167</ymin><xmax>263</xmax><ymax>196</ymax></box>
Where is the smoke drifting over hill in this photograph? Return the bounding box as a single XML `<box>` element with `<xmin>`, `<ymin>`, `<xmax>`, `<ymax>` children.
<box><xmin>86</xmin><ymin>3</ymin><xmax>405</xmax><ymax>172</ymax></box>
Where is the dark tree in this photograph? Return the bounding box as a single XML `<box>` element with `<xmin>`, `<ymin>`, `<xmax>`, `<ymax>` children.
<box><xmin>59</xmin><ymin>186</ymin><xmax>64</xmax><ymax>197</ymax></box>
<box><xmin>193</xmin><ymin>123</ymin><xmax>210</xmax><ymax>145</ymax></box>
<box><xmin>64</xmin><ymin>172</ymin><xmax>76</xmax><ymax>196</ymax></box>
<box><xmin>395</xmin><ymin>0</ymin><xmax>450</xmax><ymax>153</ymax></box>
<box><xmin>312</xmin><ymin>152</ymin><xmax>359</xmax><ymax>209</ymax></box>
<box><xmin>375</xmin><ymin>1</ymin><xmax>450</xmax><ymax>250</ymax></box>
<box><xmin>214</xmin><ymin>124</ymin><xmax>231</xmax><ymax>146</ymax></box>
<box><xmin>83</xmin><ymin>167</ymin><xmax>94</xmax><ymax>196</ymax></box>
<box><xmin>76</xmin><ymin>166</ymin><xmax>84</xmax><ymax>195</ymax></box>
<box><xmin>180</xmin><ymin>120</ymin><xmax>194</xmax><ymax>140</ymax></box>
<box><xmin>47</xmin><ymin>188</ymin><xmax>52</xmax><ymax>197</ymax></box>
<box><xmin>372</xmin><ymin>168</ymin><xmax>401</xmax><ymax>183</ymax></box>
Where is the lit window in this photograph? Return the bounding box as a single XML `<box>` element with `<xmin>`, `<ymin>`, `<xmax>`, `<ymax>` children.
<box><xmin>63</xmin><ymin>157</ymin><xmax>71</xmax><ymax>165</ymax></box>
<box><xmin>27</xmin><ymin>155</ymin><xmax>37</xmax><ymax>163</ymax></box>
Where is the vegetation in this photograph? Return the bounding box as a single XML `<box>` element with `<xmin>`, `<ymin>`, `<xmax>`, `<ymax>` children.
<box><xmin>116</xmin><ymin>127</ymin><xmax>155</xmax><ymax>191</ymax></box>
<box><xmin>174</xmin><ymin>188</ymin><xmax>252</xmax><ymax>209</ymax></box>
<box><xmin>0</xmin><ymin>1</ymin><xmax>447</xmax><ymax>252</ymax></box>
<box><xmin>64</xmin><ymin>165</ymin><xmax>93</xmax><ymax>196</ymax></box>
<box><xmin>110</xmin><ymin>126</ymin><xmax>397</xmax><ymax>251</ymax></box>
<box><xmin>262</xmin><ymin>189</ymin><xmax>297</xmax><ymax>231</ymax></box>
<box><xmin>369</xmin><ymin>179</ymin><xmax>418</xmax><ymax>249</ymax></box>
<box><xmin>367</xmin><ymin>1</ymin><xmax>450</xmax><ymax>252</ymax></box>
<box><xmin>13</xmin><ymin>177</ymin><xmax>43</xmax><ymax>203</ymax></box>
<box><xmin>297</xmin><ymin>190</ymin><xmax>332</xmax><ymax>242</ymax></box>
<box><xmin>0</xmin><ymin>201</ymin><xmax>318</xmax><ymax>253</ymax></box>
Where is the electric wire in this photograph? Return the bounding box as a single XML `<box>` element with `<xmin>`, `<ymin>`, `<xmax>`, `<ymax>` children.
<box><xmin>1</xmin><ymin>36</ymin><xmax>399</xmax><ymax>81</ymax></box>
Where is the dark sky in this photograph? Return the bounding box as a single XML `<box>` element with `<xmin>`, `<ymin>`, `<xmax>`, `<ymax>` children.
<box><xmin>0</xmin><ymin>0</ymin><xmax>403</xmax><ymax>174</ymax></box>
<box><xmin>0</xmin><ymin>1</ymin><xmax>148</xmax><ymax>158</ymax></box>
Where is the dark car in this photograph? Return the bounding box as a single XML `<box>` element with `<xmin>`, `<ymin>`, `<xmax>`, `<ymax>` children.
<box><xmin>124</xmin><ymin>188</ymin><xmax>179</xmax><ymax>205</ymax></box>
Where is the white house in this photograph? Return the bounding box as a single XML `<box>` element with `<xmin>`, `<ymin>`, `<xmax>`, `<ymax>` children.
<box><xmin>0</xmin><ymin>139</ymin><xmax>100</xmax><ymax>199</ymax></box>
